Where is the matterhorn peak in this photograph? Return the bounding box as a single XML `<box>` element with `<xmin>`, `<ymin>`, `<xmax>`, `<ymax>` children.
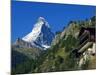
<box><xmin>38</xmin><ymin>17</ymin><xmax>45</xmax><ymax>22</ymax></box>
<box><xmin>34</xmin><ymin>17</ymin><xmax>50</xmax><ymax>28</ymax></box>
<box><xmin>22</xmin><ymin>17</ymin><xmax>55</xmax><ymax>50</ymax></box>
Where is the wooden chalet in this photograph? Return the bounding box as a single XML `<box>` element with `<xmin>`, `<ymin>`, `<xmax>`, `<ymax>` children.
<box><xmin>72</xmin><ymin>27</ymin><xmax>96</xmax><ymax>57</ymax></box>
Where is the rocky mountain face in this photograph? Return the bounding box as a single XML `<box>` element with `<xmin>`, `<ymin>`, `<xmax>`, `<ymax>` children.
<box><xmin>52</xmin><ymin>22</ymin><xmax>80</xmax><ymax>46</ymax></box>
<box><xmin>32</xmin><ymin>16</ymin><xmax>96</xmax><ymax>72</ymax></box>
<box><xmin>22</xmin><ymin>17</ymin><xmax>55</xmax><ymax>50</ymax></box>
<box><xmin>14</xmin><ymin>17</ymin><xmax>54</xmax><ymax>50</ymax></box>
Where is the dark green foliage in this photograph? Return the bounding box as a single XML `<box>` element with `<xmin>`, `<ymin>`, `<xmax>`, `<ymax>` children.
<box><xmin>81</xmin><ymin>59</ymin><xmax>90</xmax><ymax>70</ymax></box>
<box><xmin>11</xmin><ymin>50</ymin><xmax>29</xmax><ymax>68</ymax></box>
<box><xmin>65</xmin><ymin>53</ymin><xmax>78</xmax><ymax>70</ymax></box>
<box><xmin>91</xmin><ymin>16</ymin><xmax>96</xmax><ymax>22</ymax></box>
<box><xmin>91</xmin><ymin>16</ymin><xmax>96</xmax><ymax>26</ymax></box>
<box><xmin>12</xmin><ymin>59</ymin><xmax>36</xmax><ymax>74</ymax></box>
<box><xmin>11</xmin><ymin>47</ymin><xmax>42</xmax><ymax>74</ymax></box>
<box><xmin>56</xmin><ymin>55</ymin><xmax>64</xmax><ymax>64</ymax></box>
<box><xmin>68</xmin><ymin>21</ymin><xmax>76</xmax><ymax>25</ymax></box>
<box><xmin>56</xmin><ymin>31</ymin><xmax>61</xmax><ymax>34</ymax></box>
<box><xmin>60</xmin><ymin>35</ymin><xmax>78</xmax><ymax>52</ymax></box>
<box><xmin>54</xmin><ymin>56</ymin><xmax>64</xmax><ymax>71</ymax></box>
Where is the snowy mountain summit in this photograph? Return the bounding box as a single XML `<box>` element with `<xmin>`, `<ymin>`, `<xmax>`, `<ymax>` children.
<box><xmin>22</xmin><ymin>17</ymin><xmax>55</xmax><ymax>50</ymax></box>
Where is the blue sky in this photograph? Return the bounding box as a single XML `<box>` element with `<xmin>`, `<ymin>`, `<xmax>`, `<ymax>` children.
<box><xmin>11</xmin><ymin>1</ymin><xmax>96</xmax><ymax>42</ymax></box>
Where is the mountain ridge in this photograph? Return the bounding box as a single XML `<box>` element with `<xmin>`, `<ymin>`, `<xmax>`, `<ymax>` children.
<box><xmin>14</xmin><ymin>17</ymin><xmax>55</xmax><ymax>50</ymax></box>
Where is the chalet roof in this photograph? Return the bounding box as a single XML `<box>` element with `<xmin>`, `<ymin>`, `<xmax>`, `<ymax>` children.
<box><xmin>78</xmin><ymin>27</ymin><xmax>95</xmax><ymax>37</ymax></box>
